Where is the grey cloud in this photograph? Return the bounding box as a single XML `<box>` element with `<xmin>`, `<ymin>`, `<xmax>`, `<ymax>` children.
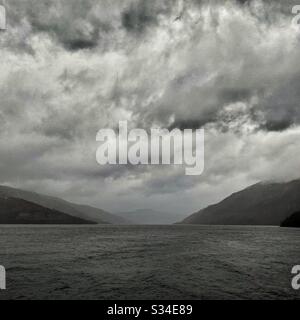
<box><xmin>121</xmin><ymin>0</ymin><xmax>184</xmax><ymax>34</ymax></box>
<box><xmin>133</xmin><ymin>3</ymin><xmax>300</xmax><ymax>133</ymax></box>
<box><xmin>5</xmin><ymin>0</ymin><xmax>121</xmax><ymax>52</ymax></box>
<box><xmin>2</xmin><ymin>0</ymin><xmax>300</xmax><ymax>214</ymax></box>
<box><xmin>259</xmin><ymin>73</ymin><xmax>300</xmax><ymax>131</ymax></box>
<box><xmin>122</xmin><ymin>0</ymin><xmax>158</xmax><ymax>34</ymax></box>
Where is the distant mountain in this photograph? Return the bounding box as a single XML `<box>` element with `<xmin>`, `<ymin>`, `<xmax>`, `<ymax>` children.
<box><xmin>0</xmin><ymin>197</ymin><xmax>94</xmax><ymax>224</ymax></box>
<box><xmin>281</xmin><ymin>212</ymin><xmax>300</xmax><ymax>228</ymax></box>
<box><xmin>0</xmin><ymin>185</ymin><xmax>128</xmax><ymax>224</ymax></box>
<box><xmin>118</xmin><ymin>209</ymin><xmax>185</xmax><ymax>225</ymax></box>
<box><xmin>181</xmin><ymin>179</ymin><xmax>300</xmax><ymax>226</ymax></box>
<box><xmin>73</xmin><ymin>204</ymin><xmax>130</xmax><ymax>224</ymax></box>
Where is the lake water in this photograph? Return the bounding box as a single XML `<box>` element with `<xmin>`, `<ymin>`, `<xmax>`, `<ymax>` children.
<box><xmin>0</xmin><ymin>225</ymin><xmax>299</xmax><ymax>300</ymax></box>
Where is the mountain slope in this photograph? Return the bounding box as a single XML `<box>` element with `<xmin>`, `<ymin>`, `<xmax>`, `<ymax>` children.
<box><xmin>73</xmin><ymin>204</ymin><xmax>130</xmax><ymax>224</ymax></box>
<box><xmin>117</xmin><ymin>209</ymin><xmax>185</xmax><ymax>225</ymax></box>
<box><xmin>281</xmin><ymin>212</ymin><xmax>300</xmax><ymax>228</ymax></box>
<box><xmin>181</xmin><ymin>179</ymin><xmax>300</xmax><ymax>226</ymax></box>
<box><xmin>0</xmin><ymin>185</ymin><xmax>127</xmax><ymax>224</ymax></box>
<box><xmin>0</xmin><ymin>197</ymin><xmax>94</xmax><ymax>224</ymax></box>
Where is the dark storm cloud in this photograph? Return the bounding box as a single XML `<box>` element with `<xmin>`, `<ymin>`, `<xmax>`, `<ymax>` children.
<box><xmin>1</xmin><ymin>0</ymin><xmax>300</xmax><ymax>213</ymax></box>
<box><xmin>30</xmin><ymin>18</ymin><xmax>100</xmax><ymax>52</ymax></box>
<box><xmin>4</xmin><ymin>0</ymin><xmax>117</xmax><ymax>52</ymax></box>
<box><xmin>122</xmin><ymin>0</ymin><xmax>158</xmax><ymax>33</ymax></box>
<box><xmin>128</xmin><ymin>0</ymin><xmax>300</xmax><ymax>133</ymax></box>
<box><xmin>121</xmin><ymin>0</ymin><xmax>184</xmax><ymax>34</ymax></box>
<box><xmin>219</xmin><ymin>88</ymin><xmax>253</xmax><ymax>105</ymax></box>
<box><xmin>258</xmin><ymin>72</ymin><xmax>300</xmax><ymax>132</ymax></box>
<box><xmin>169</xmin><ymin>119</ymin><xmax>210</xmax><ymax>131</ymax></box>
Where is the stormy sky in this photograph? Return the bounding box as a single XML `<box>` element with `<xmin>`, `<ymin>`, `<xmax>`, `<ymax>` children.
<box><xmin>1</xmin><ymin>0</ymin><xmax>300</xmax><ymax>216</ymax></box>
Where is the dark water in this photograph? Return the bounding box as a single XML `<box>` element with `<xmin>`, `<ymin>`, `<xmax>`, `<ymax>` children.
<box><xmin>0</xmin><ymin>225</ymin><xmax>299</xmax><ymax>300</ymax></box>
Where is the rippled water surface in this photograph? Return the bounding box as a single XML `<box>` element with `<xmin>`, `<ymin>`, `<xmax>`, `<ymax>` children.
<box><xmin>0</xmin><ymin>225</ymin><xmax>299</xmax><ymax>300</ymax></box>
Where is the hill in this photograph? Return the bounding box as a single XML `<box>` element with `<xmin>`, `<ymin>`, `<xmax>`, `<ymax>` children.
<box><xmin>0</xmin><ymin>197</ymin><xmax>94</xmax><ymax>224</ymax></box>
<box><xmin>281</xmin><ymin>212</ymin><xmax>300</xmax><ymax>228</ymax></box>
<box><xmin>181</xmin><ymin>179</ymin><xmax>300</xmax><ymax>226</ymax></box>
<box><xmin>0</xmin><ymin>185</ymin><xmax>128</xmax><ymax>224</ymax></box>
